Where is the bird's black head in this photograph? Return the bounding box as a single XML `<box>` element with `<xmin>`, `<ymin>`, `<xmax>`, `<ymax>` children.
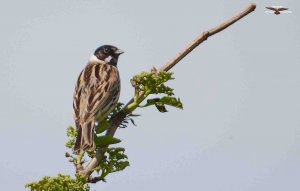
<box><xmin>94</xmin><ymin>45</ymin><xmax>124</xmax><ymax>66</ymax></box>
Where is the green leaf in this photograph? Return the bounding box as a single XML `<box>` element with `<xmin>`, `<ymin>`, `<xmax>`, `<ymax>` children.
<box><xmin>95</xmin><ymin>147</ymin><xmax>129</xmax><ymax>182</ymax></box>
<box><xmin>143</xmin><ymin>97</ymin><xmax>183</xmax><ymax>109</ymax></box>
<box><xmin>153</xmin><ymin>84</ymin><xmax>174</xmax><ymax>96</ymax></box>
<box><xmin>159</xmin><ymin>96</ymin><xmax>183</xmax><ymax>109</ymax></box>
<box><xmin>141</xmin><ymin>97</ymin><xmax>183</xmax><ymax>112</ymax></box>
<box><xmin>95</xmin><ymin>120</ymin><xmax>110</xmax><ymax>134</ymax></box>
<box><xmin>142</xmin><ymin>98</ymin><xmax>160</xmax><ymax>107</ymax></box>
<box><xmin>95</xmin><ymin>135</ymin><xmax>121</xmax><ymax>147</ymax></box>
<box><xmin>155</xmin><ymin>104</ymin><xmax>168</xmax><ymax>113</ymax></box>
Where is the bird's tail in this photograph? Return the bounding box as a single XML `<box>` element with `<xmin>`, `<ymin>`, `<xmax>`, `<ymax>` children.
<box><xmin>74</xmin><ymin>122</ymin><xmax>95</xmax><ymax>152</ymax></box>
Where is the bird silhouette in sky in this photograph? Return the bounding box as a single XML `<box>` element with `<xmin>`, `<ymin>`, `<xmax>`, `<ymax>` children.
<box><xmin>265</xmin><ymin>6</ymin><xmax>289</xmax><ymax>15</ymax></box>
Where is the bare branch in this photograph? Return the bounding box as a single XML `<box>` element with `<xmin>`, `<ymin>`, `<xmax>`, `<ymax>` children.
<box><xmin>159</xmin><ymin>3</ymin><xmax>256</xmax><ymax>72</ymax></box>
<box><xmin>80</xmin><ymin>3</ymin><xmax>256</xmax><ymax>177</ymax></box>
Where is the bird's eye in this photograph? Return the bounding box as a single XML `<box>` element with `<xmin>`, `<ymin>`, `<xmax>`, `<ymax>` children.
<box><xmin>104</xmin><ymin>48</ymin><xmax>110</xmax><ymax>54</ymax></box>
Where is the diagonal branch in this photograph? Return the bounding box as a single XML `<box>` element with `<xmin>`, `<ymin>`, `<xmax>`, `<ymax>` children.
<box><xmin>159</xmin><ymin>3</ymin><xmax>256</xmax><ymax>72</ymax></box>
<box><xmin>80</xmin><ymin>3</ymin><xmax>256</xmax><ymax>178</ymax></box>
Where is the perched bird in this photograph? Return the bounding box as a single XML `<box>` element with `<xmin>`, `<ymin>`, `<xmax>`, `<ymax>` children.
<box><xmin>265</xmin><ymin>6</ymin><xmax>289</xmax><ymax>15</ymax></box>
<box><xmin>73</xmin><ymin>45</ymin><xmax>124</xmax><ymax>152</ymax></box>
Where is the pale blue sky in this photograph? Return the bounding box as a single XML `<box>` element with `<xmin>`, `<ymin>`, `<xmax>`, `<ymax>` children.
<box><xmin>1</xmin><ymin>0</ymin><xmax>299</xmax><ymax>190</ymax></box>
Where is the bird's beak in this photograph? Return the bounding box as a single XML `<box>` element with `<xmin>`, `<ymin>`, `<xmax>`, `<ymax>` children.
<box><xmin>115</xmin><ymin>49</ymin><xmax>124</xmax><ymax>55</ymax></box>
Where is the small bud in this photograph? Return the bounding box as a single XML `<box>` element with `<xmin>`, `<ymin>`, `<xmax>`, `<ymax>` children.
<box><xmin>151</xmin><ymin>67</ymin><xmax>157</xmax><ymax>74</ymax></box>
<box><xmin>65</xmin><ymin>152</ymin><xmax>71</xmax><ymax>158</ymax></box>
<box><xmin>69</xmin><ymin>159</ymin><xmax>74</xmax><ymax>162</ymax></box>
<box><xmin>130</xmin><ymin>79</ymin><xmax>136</xmax><ymax>87</ymax></box>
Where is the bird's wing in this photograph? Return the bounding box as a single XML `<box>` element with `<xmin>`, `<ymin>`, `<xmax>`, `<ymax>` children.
<box><xmin>87</xmin><ymin>64</ymin><xmax>120</xmax><ymax>122</ymax></box>
<box><xmin>73</xmin><ymin>69</ymin><xmax>84</xmax><ymax>129</ymax></box>
<box><xmin>266</xmin><ymin>7</ymin><xmax>276</xmax><ymax>11</ymax></box>
<box><xmin>73</xmin><ymin>62</ymin><xmax>120</xmax><ymax>128</ymax></box>
<box><xmin>278</xmin><ymin>8</ymin><xmax>288</xmax><ymax>11</ymax></box>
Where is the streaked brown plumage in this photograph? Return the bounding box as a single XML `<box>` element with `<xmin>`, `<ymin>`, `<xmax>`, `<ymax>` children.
<box><xmin>73</xmin><ymin>45</ymin><xmax>123</xmax><ymax>152</ymax></box>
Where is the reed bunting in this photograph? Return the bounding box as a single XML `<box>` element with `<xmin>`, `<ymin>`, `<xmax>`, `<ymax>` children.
<box><xmin>73</xmin><ymin>45</ymin><xmax>123</xmax><ymax>152</ymax></box>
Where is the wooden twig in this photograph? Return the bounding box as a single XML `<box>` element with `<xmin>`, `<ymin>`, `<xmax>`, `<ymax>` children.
<box><xmin>80</xmin><ymin>3</ymin><xmax>256</xmax><ymax>177</ymax></box>
<box><xmin>159</xmin><ymin>3</ymin><xmax>256</xmax><ymax>72</ymax></box>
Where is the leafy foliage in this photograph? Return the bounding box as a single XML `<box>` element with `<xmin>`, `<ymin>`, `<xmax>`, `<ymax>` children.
<box><xmin>65</xmin><ymin>126</ymin><xmax>77</xmax><ymax>150</ymax></box>
<box><xmin>25</xmin><ymin>174</ymin><xmax>90</xmax><ymax>191</ymax></box>
<box><xmin>95</xmin><ymin>135</ymin><xmax>122</xmax><ymax>147</ymax></box>
<box><xmin>26</xmin><ymin>70</ymin><xmax>183</xmax><ymax>190</ymax></box>
<box><xmin>94</xmin><ymin>147</ymin><xmax>130</xmax><ymax>182</ymax></box>
<box><xmin>131</xmin><ymin>70</ymin><xmax>183</xmax><ymax>112</ymax></box>
<box><xmin>131</xmin><ymin>70</ymin><xmax>174</xmax><ymax>95</ymax></box>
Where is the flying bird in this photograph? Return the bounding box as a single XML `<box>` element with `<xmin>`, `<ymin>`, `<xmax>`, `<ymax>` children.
<box><xmin>265</xmin><ymin>6</ymin><xmax>289</xmax><ymax>15</ymax></box>
<box><xmin>73</xmin><ymin>45</ymin><xmax>124</xmax><ymax>152</ymax></box>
